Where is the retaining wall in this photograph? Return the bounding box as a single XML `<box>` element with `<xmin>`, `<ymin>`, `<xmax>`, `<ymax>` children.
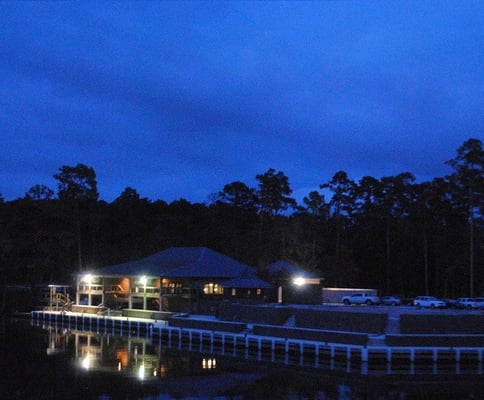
<box><xmin>400</xmin><ymin>314</ymin><xmax>484</xmax><ymax>334</ymax></box>
<box><xmin>217</xmin><ymin>302</ymin><xmax>294</xmax><ymax>325</ymax></box>
<box><xmin>294</xmin><ymin>309</ymin><xmax>387</xmax><ymax>334</ymax></box>
<box><xmin>168</xmin><ymin>317</ymin><xmax>246</xmax><ymax>333</ymax></box>
<box><xmin>253</xmin><ymin>324</ymin><xmax>369</xmax><ymax>345</ymax></box>
<box><xmin>386</xmin><ymin>334</ymin><xmax>484</xmax><ymax>347</ymax></box>
<box><xmin>218</xmin><ymin>303</ymin><xmax>387</xmax><ymax>334</ymax></box>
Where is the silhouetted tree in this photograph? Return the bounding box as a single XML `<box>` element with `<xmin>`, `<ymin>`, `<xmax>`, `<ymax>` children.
<box><xmin>352</xmin><ymin>176</ymin><xmax>386</xmax><ymax>289</ymax></box>
<box><xmin>25</xmin><ymin>184</ymin><xmax>55</xmax><ymax>200</ymax></box>
<box><xmin>446</xmin><ymin>138</ymin><xmax>484</xmax><ymax>296</ymax></box>
<box><xmin>256</xmin><ymin>168</ymin><xmax>296</xmax><ymax>216</ymax></box>
<box><xmin>104</xmin><ymin>187</ymin><xmax>156</xmax><ymax>262</ymax></box>
<box><xmin>320</xmin><ymin>171</ymin><xmax>356</xmax><ymax>286</ymax></box>
<box><xmin>54</xmin><ymin>163</ymin><xmax>98</xmax><ymax>201</ymax></box>
<box><xmin>255</xmin><ymin>168</ymin><xmax>296</xmax><ymax>265</ymax></box>
<box><xmin>296</xmin><ymin>190</ymin><xmax>329</xmax><ymax>271</ymax></box>
<box><xmin>379</xmin><ymin>172</ymin><xmax>416</xmax><ymax>293</ymax></box>
<box><xmin>53</xmin><ymin>163</ymin><xmax>99</xmax><ymax>271</ymax></box>
<box><xmin>217</xmin><ymin>181</ymin><xmax>257</xmax><ymax>212</ymax></box>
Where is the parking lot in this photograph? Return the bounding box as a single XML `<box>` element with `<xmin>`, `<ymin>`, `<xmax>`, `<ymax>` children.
<box><xmin>318</xmin><ymin>303</ymin><xmax>484</xmax><ymax>316</ymax></box>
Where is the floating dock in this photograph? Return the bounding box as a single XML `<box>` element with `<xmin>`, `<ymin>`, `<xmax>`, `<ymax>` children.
<box><xmin>31</xmin><ymin>310</ymin><xmax>484</xmax><ymax>372</ymax></box>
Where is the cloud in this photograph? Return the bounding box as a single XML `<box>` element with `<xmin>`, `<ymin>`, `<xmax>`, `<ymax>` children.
<box><xmin>0</xmin><ymin>1</ymin><xmax>482</xmax><ymax>202</ymax></box>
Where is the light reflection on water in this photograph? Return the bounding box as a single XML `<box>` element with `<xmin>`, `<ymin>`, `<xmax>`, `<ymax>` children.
<box><xmin>1</xmin><ymin>318</ymin><xmax>484</xmax><ymax>400</ymax></box>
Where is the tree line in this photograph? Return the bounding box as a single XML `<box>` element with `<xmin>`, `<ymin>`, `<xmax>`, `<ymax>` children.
<box><xmin>0</xmin><ymin>138</ymin><xmax>483</xmax><ymax>301</ymax></box>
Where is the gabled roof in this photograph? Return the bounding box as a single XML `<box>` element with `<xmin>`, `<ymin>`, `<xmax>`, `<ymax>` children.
<box><xmin>263</xmin><ymin>260</ymin><xmax>319</xmax><ymax>279</ymax></box>
<box><xmin>94</xmin><ymin>247</ymin><xmax>256</xmax><ymax>279</ymax></box>
<box><xmin>221</xmin><ymin>276</ymin><xmax>273</xmax><ymax>289</ymax></box>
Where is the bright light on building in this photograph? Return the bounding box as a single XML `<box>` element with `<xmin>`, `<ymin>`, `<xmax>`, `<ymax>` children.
<box><xmin>138</xmin><ymin>364</ymin><xmax>145</xmax><ymax>380</ymax></box>
<box><xmin>83</xmin><ymin>274</ymin><xmax>93</xmax><ymax>284</ymax></box>
<box><xmin>293</xmin><ymin>277</ymin><xmax>305</xmax><ymax>286</ymax></box>
<box><xmin>140</xmin><ymin>276</ymin><xmax>147</xmax><ymax>286</ymax></box>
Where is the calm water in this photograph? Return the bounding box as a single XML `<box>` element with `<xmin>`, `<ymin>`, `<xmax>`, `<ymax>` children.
<box><xmin>1</xmin><ymin>318</ymin><xmax>484</xmax><ymax>400</ymax></box>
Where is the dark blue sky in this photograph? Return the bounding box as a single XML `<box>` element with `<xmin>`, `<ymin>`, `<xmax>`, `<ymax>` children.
<box><xmin>1</xmin><ymin>1</ymin><xmax>483</xmax><ymax>203</ymax></box>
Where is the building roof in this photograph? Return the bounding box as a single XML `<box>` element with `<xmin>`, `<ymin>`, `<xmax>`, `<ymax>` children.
<box><xmin>93</xmin><ymin>247</ymin><xmax>258</xmax><ymax>279</ymax></box>
<box><xmin>263</xmin><ymin>260</ymin><xmax>319</xmax><ymax>280</ymax></box>
<box><xmin>221</xmin><ymin>276</ymin><xmax>273</xmax><ymax>289</ymax></box>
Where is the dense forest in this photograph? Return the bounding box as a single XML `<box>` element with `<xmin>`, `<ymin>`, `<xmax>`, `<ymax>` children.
<box><xmin>1</xmin><ymin>138</ymin><xmax>483</xmax><ymax>301</ymax></box>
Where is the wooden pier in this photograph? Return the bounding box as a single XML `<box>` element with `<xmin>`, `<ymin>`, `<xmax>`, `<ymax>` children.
<box><xmin>31</xmin><ymin>310</ymin><xmax>484</xmax><ymax>371</ymax></box>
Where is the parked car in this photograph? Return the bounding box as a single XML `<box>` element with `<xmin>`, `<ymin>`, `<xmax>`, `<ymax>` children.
<box><xmin>413</xmin><ymin>296</ymin><xmax>447</xmax><ymax>309</ymax></box>
<box><xmin>341</xmin><ymin>292</ymin><xmax>380</xmax><ymax>305</ymax></box>
<box><xmin>441</xmin><ymin>298</ymin><xmax>458</xmax><ymax>308</ymax></box>
<box><xmin>455</xmin><ymin>297</ymin><xmax>476</xmax><ymax>309</ymax></box>
<box><xmin>402</xmin><ymin>297</ymin><xmax>416</xmax><ymax>306</ymax></box>
<box><xmin>381</xmin><ymin>295</ymin><xmax>402</xmax><ymax>306</ymax></box>
<box><xmin>472</xmin><ymin>297</ymin><xmax>484</xmax><ymax>310</ymax></box>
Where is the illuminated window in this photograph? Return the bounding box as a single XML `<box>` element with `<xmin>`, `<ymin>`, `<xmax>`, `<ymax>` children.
<box><xmin>256</xmin><ymin>288</ymin><xmax>262</xmax><ymax>295</ymax></box>
<box><xmin>161</xmin><ymin>279</ymin><xmax>183</xmax><ymax>294</ymax></box>
<box><xmin>203</xmin><ymin>283</ymin><xmax>223</xmax><ymax>294</ymax></box>
<box><xmin>231</xmin><ymin>288</ymin><xmax>236</xmax><ymax>296</ymax></box>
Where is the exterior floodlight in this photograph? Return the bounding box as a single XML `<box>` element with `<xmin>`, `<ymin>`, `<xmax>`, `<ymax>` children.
<box><xmin>83</xmin><ymin>274</ymin><xmax>93</xmax><ymax>285</ymax></box>
<box><xmin>140</xmin><ymin>276</ymin><xmax>147</xmax><ymax>286</ymax></box>
<box><xmin>138</xmin><ymin>364</ymin><xmax>145</xmax><ymax>380</ymax></box>
<box><xmin>293</xmin><ymin>277</ymin><xmax>305</xmax><ymax>286</ymax></box>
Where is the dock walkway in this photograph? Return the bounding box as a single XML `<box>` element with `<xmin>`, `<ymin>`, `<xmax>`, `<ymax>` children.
<box><xmin>31</xmin><ymin>309</ymin><xmax>484</xmax><ymax>369</ymax></box>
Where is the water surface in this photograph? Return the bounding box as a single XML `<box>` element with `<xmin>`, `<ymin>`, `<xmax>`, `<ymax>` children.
<box><xmin>1</xmin><ymin>318</ymin><xmax>483</xmax><ymax>399</ymax></box>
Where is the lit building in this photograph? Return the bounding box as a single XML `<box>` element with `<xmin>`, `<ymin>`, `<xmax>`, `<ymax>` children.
<box><xmin>76</xmin><ymin>247</ymin><xmax>272</xmax><ymax>315</ymax></box>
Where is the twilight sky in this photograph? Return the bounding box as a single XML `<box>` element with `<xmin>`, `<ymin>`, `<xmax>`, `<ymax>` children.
<box><xmin>1</xmin><ymin>1</ymin><xmax>483</xmax><ymax>203</ymax></box>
